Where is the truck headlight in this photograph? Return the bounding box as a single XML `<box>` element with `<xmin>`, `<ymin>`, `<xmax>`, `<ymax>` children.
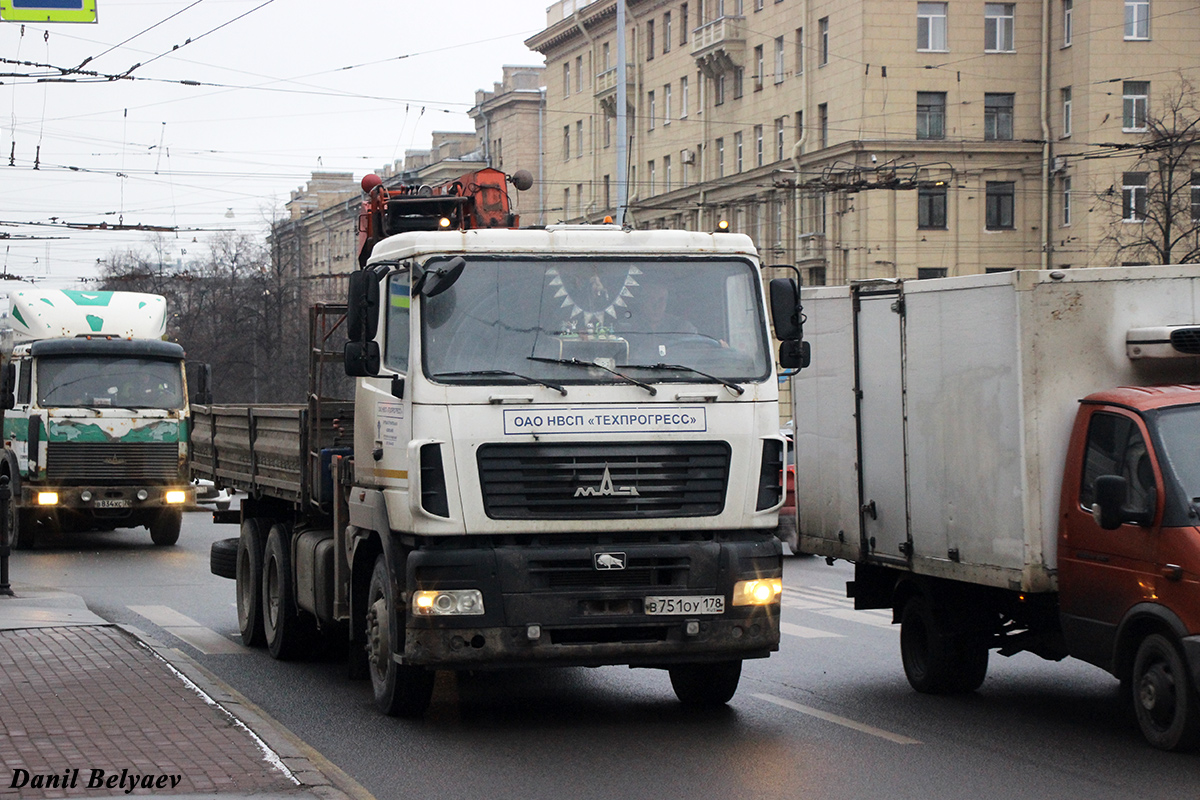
<box><xmin>37</xmin><ymin>491</ymin><xmax>59</xmax><ymax>506</ymax></box>
<box><xmin>732</xmin><ymin>578</ymin><xmax>783</xmax><ymax>606</ymax></box>
<box><xmin>164</xmin><ymin>490</ymin><xmax>187</xmax><ymax>504</ymax></box>
<box><xmin>412</xmin><ymin>589</ymin><xmax>485</xmax><ymax>616</ymax></box>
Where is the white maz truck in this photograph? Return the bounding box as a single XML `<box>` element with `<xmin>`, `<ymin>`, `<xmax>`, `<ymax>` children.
<box><xmin>1</xmin><ymin>289</ymin><xmax>194</xmax><ymax>548</ymax></box>
<box><xmin>792</xmin><ymin>266</ymin><xmax>1200</xmax><ymax>750</ymax></box>
<box><xmin>205</xmin><ymin>168</ymin><xmax>803</xmax><ymax>716</ymax></box>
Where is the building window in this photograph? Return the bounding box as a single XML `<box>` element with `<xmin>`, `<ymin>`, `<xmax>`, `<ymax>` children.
<box><xmin>918</xmin><ymin>2</ymin><xmax>948</xmax><ymax>52</ymax></box>
<box><xmin>984</xmin><ymin>3</ymin><xmax>1015</xmax><ymax>52</ymax></box>
<box><xmin>774</xmin><ymin>36</ymin><xmax>785</xmax><ymax>83</ymax></box>
<box><xmin>795</xmin><ymin>110</ymin><xmax>804</xmax><ymax>152</ymax></box>
<box><xmin>664</xmin><ymin>84</ymin><xmax>672</xmax><ymax>124</ymax></box>
<box><xmin>1192</xmin><ymin>172</ymin><xmax>1200</xmax><ymax>222</ymax></box>
<box><xmin>647</xmin><ymin>19</ymin><xmax>655</xmax><ymax>60</ymax></box>
<box><xmin>795</xmin><ymin>27</ymin><xmax>804</xmax><ymax>74</ymax></box>
<box><xmin>602</xmin><ymin>41</ymin><xmax>611</xmax><ymax>70</ymax></box>
<box><xmin>577</xmin><ymin>184</ymin><xmax>584</xmax><ymax>218</ymax></box>
<box><xmin>818</xmin><ymin>103</ymin><xmax>828</xmax><ymax>149</ymax></box>
<box><xmin>776</xmin><ymin>117</ymin><xmax>786</xmax><ymax>160</ymax></box>
<box><xmin>1061</xmin><ymin>174</ymin><xmax>1072</xmax><ymax>226</ymax></box>
<box><xmin>755</xmin><ymin>0</ymin><xmax>763</xmax><ymax>10</ymax></box>
<box><xmin>917</xmin><ymin>268</ymin><xmax>948</xmax><ymax>279</ymax></box>
<box><xmin>1123</xmin><ymin>81</ymin><xmax>1149</xmax><ymax>131</ymax></box>
<box><xmin>985</xmin><ymin>181</ymin><xmax>1015</xmax><ymax>229</ymax></box>
<box><xmin>563</xmin><ymin>62</ymin><xmax>570</xmax><ymax>98</ymax></box>
<box><xmin>754</xmin><ymin>45</ymin><xmax>764</xmax><ymax>91</ymax></box>
<box><xmin>576</xmin><ymin>55</ymin><xmax>584</xmax><ymax>93</ymax></box>
<box><xmin>984</xmin><ymin>93</ymin><xmax>1014</xmax><ymax>140</ymax></box>
<box><xmin>563</xmin><ymin>125</ymin><xmax>570</xmax><ymax>160</ymax></box>
<box><xmin>681</xmin><ymin>76</ymin><xmax>689</xmax><ymax>118</ymax></box>
<box><xmin>603</xmin><ymin>175</ymin><xmax>611</xmax><ymax>209</ymax></box>
<box><xmin>664</xmin><ymin>12</ymin><xmax>672</xmax><ymax>52</ymax></box>
<box><xmin>735</xmin><ymin>131</ymin><xmax>744</xmax><ymax>173</ymax></box>
<box><xmin>818</xmin><ymin>17</ymin><xmax>829</xmax><ymax>66</ymax></box>
<box><xmin>1062</xmin><ymin>0</ymin><xmax>1073</xmax><ymax>45</ymax></box>
<box><xmin>664</xmin><ymin>155</ymin><xmax>672</xmax><ymax>192</ymax></box>
<box><xmin>733</xmin><ymin>67</ymin><xmax>744</xmax><ymax>99</ymax></box>
<box><xmin>1061</xmin><ymin>87</ymin><xmax>1072</xmax><ymax>137</ymax></box>
<box><xmin>755</xmin><ymin>124</ymin><xmax>764</xmax><ymax>167</ymax></box>
<box><xmin>564</xmin><ymin>188</ymin><xmax>570</xmax><ymax>219</ymax></box>
<box><xmin>1123</xmin><ymin>172</ymin><xmax>1148</xmax><ymax>221</ymax></box>
<box><xmin>604</xmin><ymin>115</ymin><xmax>612</xmax><ymax>148</ymax></box>
<box><xmin>918</xmin><ymin>184</ymin><xmax>948</xmax><ymax>229</ymax></box>
<box><xmin>649</xmin><ymin>160</ymin><xmax>656</xmax><ymax>196</ymax></box>
<box><xmin>681</xmin><ymin>2</ymin><xmax>689</xmax><ymax>44</ymax></box>
<box><xmin>648</xmin><ymin>91</ymin><xmax>656</xmax><ymax>130</ymax></box>
<box><xmin>715</xmin><ymin>73</ymin><xmax>726</xmax><ymax>105</ymax></box>
<box><xmin>717</xmin><ymin>138</ymin><xmax>725</xmax><ymax>177</ymax></box>
<box><xmin>577</xmin><ymin>120</ymin><xmax>584</xmax><ymax>158</ymax></box>
<box><xmin>917</xmin><ymin>91</ymin><xmax>946</xmax><ymax>140</ymax></box>
<box><xmin>1124</xmin><ymin>0</ymin><xmax>1149</xmax><ymax>39</ymax></box>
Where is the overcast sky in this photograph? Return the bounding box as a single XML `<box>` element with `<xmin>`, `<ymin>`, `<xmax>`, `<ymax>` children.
<box><xmin>0</xmin><ymin>0</ymin><xmax>549</xmax><ymax>287</ymax></box>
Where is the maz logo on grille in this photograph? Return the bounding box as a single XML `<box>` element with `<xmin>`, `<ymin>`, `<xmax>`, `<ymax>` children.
<box><xmin>574</xmin><ymin>465</ymin><xmax>639</xmax><ymax>498</ymax></box>
<box><xmin>594</xmin><ymin>552</ymin><xmax>627</xmax><ymax>570</ymax></box>
<box><xmin>102</xmin><ymin>456</ymin><xmax>127</xmax><ymax>466</ymax></box>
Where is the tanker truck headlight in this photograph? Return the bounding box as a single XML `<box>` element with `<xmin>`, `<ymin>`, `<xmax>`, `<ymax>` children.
<box><xmin>37</xmin><ymin>492</ymin><xmax>59</xmax><ymax>506</ymax></box>
<box><xmin>164</xmin><ymin>490</ymin><xmax>187</xmax><ymax>504</ymax></box>
<box><xmin>732</xmin><ymin>578</ymin><xmax>783</xmax><ymax>606</ymax></box>
<box><xmin>412</xmin><ymin>589</ymin><xmax>485</xmax><ymax>616</ymax></box>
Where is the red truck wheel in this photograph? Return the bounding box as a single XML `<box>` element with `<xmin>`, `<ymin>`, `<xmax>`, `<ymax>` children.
<box><xmin>1132</xmin><ymin>634</ymin><xmax>1200</xmax><ymax>751</ymax></box>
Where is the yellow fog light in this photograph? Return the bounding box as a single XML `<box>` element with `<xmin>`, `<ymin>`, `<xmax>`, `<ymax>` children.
<box><xmin>164</xmin><ymin>490</ymin><xmax>187</xmax><ymax>504</ymax></box>
<box><xmin>37</xmin><ymin>492</ymin><xmax>59</xmax><ymax>506</ymax></box>
<box><xmin>732</xmin><ymin>578</ymin><xmax>783</xmax><ymax>606</ymax></box>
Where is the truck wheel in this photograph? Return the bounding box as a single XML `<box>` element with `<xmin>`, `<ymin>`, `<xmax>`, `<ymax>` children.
<box><xmin>951</xmin><ymin>638</ymin><xmax>989</xmax><ymax>693</ymax></box>
<box><xmin>365</xmin><ymin>554</ymin><xmax>435</xmax><ymax>717</ymax></box>
<box><xmin>262</xmin><ymin>523</ymin><xmax>312</xmax><ymax>660</ymax></box>
<box><xmin>900</xmin><ymin>595</ymin><xmax>957</xmax><ymax>694</ymax></box>
<box><xmin>236</xmin><ymin>519</ymin><xmax>268</xmax><ymax>648</ymax></box>
<box><xmin>11</xmin><ymin>506</ymin><xmax>33</xmax><ymax>550</ymax></box>
<box><xmin>668</xmin><ymin>661</ymin><xmax>743</xmax><ymax>706</ymax></box>
<box><xmin>149</xmin><ymin>509</ymin><xmax>182</xmax><ymax>546</ymax></box>
<box><xmin>1132</xmin><ymin>634</ymin><xmax>1200</xmax><ymax>751</ymax></box>
<box><xmin>209</xmin><ymin>537</ymin><xmax>238</xmax><ymax>579</ymax></box>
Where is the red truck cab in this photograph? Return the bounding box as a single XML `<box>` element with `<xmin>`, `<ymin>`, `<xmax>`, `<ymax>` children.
<box><xmin>1058</xmin><ymin>384</ymin><xmax>1200</xmax><ymax>750</ymax></box>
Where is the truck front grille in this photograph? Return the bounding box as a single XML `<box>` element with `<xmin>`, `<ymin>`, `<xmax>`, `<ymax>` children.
<box><xmin>46</xmin><ymin>442</ymin><xmax>180</xmax><ymax>483</ymax></box>
<box><xmin>528</xmin><ymin>555</ymin><xmax>690</xmax><ymax>590</ymax></box>
<box><xmin>477</xmin><ymin>441</ymin><xmax>730</xmax><ymax>520</ymax></box>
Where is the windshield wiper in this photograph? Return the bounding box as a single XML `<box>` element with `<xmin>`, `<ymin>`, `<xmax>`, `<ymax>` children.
<box><xmin>431</xmin><ymin>369</ymin><xmax>567</xmax><ymax>396</ymax></box>
<box><xmin>526</xmin><ymin>356</ymin><xmax>656</xmax><ymax>396</ymax></box>
<box><xmin>625</xmin><ymin>362</ymin><xmax>745</xmax><ymax>396</ymax></box>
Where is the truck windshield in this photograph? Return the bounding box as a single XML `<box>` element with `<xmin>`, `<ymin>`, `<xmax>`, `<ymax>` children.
<box><xmin>36</xmin><ymin>357</ymin><xmax>185</xmax><ymax>410</ymax></box>
<box><xmin>417</xmin><ymin>257</ymin><xmax>771</xmax><ymax>384</ymax></box>
<box><xmin>1153</xmin><ymin>404</ymin><xmax>1200</xmax><ymax>503</ymax></box>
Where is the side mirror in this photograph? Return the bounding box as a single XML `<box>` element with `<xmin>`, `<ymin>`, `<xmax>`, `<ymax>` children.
<box><xmin>769</xmin><ymin>277</ymin><xmax>802</xmax><ymax>341</ymax></box>
<box><xmin>1092</xmin><ymin>474</ymin><xmax>1155</xmax><ymax>530</ymax></box>
<box><xmin>190</xmin><ymin>362</ymin><xmax>213</xmax><ymax>405</ymax></box>
<box><xmin>779</xmin><ymin>340</ymin><xmax>811</xmax><ymax>370</ymax></box>
<box><xmin>344</xmin><ymin>341</ymin><xmax>381</xmax><ymax>378</ymax></box>
<box><xmin>413</xmin><ymin>256</ymin><xmax>466</xmax><ymax>298</ymax></box>
<box><xmin>0</xmin><ymin>362</ymin><xmax>14</xmax><ymax>411</ymax></box>
<box><xmin>347</xmin><ymin>270</ymin><xmax>381</xmax><ymax>342</ymax></box>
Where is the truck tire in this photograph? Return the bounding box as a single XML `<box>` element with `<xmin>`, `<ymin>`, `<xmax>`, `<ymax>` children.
<box><xmin>951</xmin><ymin>639</ymin><xmax>989</xmax><ymax>693</ymax></box>
<box><xmin>262</xmin><ymin>523</ymin><xmax>313</xmax><ymax>660</ymax></box>
<box><xmin>236</xmin><ymin>519</ymin><xmax>268</xmax><ymax>648</ymax></box>
<box><xmin>149</xmin><ymin>509</ymin><xmax>182</xmax><ymax>546</ymax></box>
<box><xmin>1132</xmin><ymin>633</ymin><xmax>1200</xmax><ymax>751</ymax></box>
<box><xmin>11</xmin><ymin>506</ymin><xmax>33</xmax><ymax>550</ymax></box>
<box><xmin>668</xmin><ymin>661</ymin><xmax>743</xmax><ymax>706</ymax></box>
<box><xmin>900</xmin><ymin>595</ymin><xmax>957</xmax><ymax>694</ymax></box>
<box><xmin>209</xmin><ymin>537</ymin><xmax>238</xmax><ymax>579</ymax></box>
<box><xmin>366</xmin><ymin>554</ymin><xmax>435</xmax><ymax>717</ymax></box>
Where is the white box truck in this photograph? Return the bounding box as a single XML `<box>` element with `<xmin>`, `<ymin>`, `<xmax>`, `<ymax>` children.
<box><xmin>792</xmin><ymin>266</ymin><xmax>1200</xmax><ymax>750</ymax></box>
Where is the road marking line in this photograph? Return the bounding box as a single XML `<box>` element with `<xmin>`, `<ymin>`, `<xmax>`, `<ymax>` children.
<box><xmin>781</xmin><ymin>598</ymin><xmax>835</xmax><ymax>611</ymax></box>
<box><xmin>752</xmin><ymin>693</ymin><xmax>922</xmax><ymax>745</ymax></box>
<box><xmin>781</xmin><ymin>621</ymin><xmax>843</xmax><ymax>639</ymax></box>
<box><xmin>813</xmin><ymin>607</ymin><xmax>897</xmax><ymax>629</ymax></box>
<box><xmin>127</xmin><ymin>605</ymin><xmax>243</xmax><ymax>655</ymax></box>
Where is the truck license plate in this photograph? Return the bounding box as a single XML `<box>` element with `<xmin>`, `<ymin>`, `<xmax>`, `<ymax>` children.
<box><xmin>94</xmin><ymin>499</ymin><xmax>131</xmax><ymax>508</ymax></box>
<box><xmin>644</xmin><ymin>595</ymin><xmax>725</xmax><ymax>615</ymax></box>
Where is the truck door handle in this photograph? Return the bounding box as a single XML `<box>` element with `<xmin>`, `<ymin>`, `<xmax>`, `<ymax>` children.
<box><xmin>861</xmin><ymin>500</ymin><xmax>877</xmax><ymax>521</ymax></box>
<box><xmin>1162</xmin><ymin>564</ymin><xmax>1183</xmax><ymax>582</ymax></box>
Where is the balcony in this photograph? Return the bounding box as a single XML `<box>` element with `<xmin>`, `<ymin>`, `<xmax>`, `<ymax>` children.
<box><xmin>691</xmin><ymin>16</ymin><xmax>745</xmax><ymax>78</ymax></box>
<box><xmin>595</xmin><ymin>64</ymin><xmax>635</xmax><ymax>117</ymax></box>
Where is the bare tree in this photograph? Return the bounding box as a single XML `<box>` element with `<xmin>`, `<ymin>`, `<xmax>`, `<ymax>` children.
<box><xmin>1096</xmin><ymin>78</ymin><xmax>1200</xmax><ymax>266</ymax></box>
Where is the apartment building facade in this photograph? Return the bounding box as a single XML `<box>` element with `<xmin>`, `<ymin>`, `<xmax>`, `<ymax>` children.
<box><xmin>526</xmin><ymin>0</ymin><xmax>1200</xmax><ymax>282</ymax></box>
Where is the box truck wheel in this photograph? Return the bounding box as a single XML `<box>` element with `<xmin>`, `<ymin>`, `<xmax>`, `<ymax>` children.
<box><xmin>1132</xmin><ymin>634</ymin><xmax>1200</xmax><ymax>751</ymax></box>
<box><xmin>900</xmin><ymin>596</ymin><xmax>959</xmax><ymax>694</ymax></box>
<box><xmin>262</xmin><ymin>523</ymin><xmax>314</xmax><ymax>660</ymax></box>
<box><xmin>365</xmin><ymin>554</ymin><xmax>435</xmax><ymax>717</ymax></box>
<box><xmin>236</xmin><ymin>519</ymin><xmax>268</xmax><ymax>648</ymax></box>
<box><xmin>149</xmin><ymin>509</ymin><xmax>182</xmax><ymax>546</ymax></box>
<box><xmin>668</xmin><ymin>661</ymin><xmax>742</xmax><ymax>706</ymax></box>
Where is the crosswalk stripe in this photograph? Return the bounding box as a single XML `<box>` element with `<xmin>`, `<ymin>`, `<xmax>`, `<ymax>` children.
<box><xmin>127</xmin><ymin>605</ymin><xmax>243</xmax><ymax>655</ymax></box>
<box><xmin>781</xmin><ymin>621</ymin><xmax>843</xmax><ymax>638</ymax></box>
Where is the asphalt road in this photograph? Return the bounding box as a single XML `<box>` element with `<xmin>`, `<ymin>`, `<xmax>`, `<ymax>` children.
<box><xmin>9</xmin><ymin>510</ymin><xmax>1197</xmax><ymax>800</ymax></box>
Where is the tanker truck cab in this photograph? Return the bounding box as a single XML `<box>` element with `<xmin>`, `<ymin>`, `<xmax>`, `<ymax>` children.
<box><xmin>342</xmin><ymin>225</ymin><xmax>789</xmax><ymax>713</ymax></box>
<box><xmin>1058</xmin><ymin>382</ymin><xmax>1200</xmax><ymax>750</ymax></box>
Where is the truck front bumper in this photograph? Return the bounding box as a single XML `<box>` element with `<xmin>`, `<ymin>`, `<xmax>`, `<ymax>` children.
<box><xmin>23</xmin><ymin>485</ymin><xmax>195</xmax><ymax>518</ymax></box>
<box><xmin>401</xmin><ymin>534</ymin><xmax>782</xmax><ymax>669</ymax></box>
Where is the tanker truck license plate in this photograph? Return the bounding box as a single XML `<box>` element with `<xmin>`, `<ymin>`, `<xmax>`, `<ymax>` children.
<box><xmin>644</xmin><ymin>596</ymin><xmax>725</xmax><ymax>615</ymax></box>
